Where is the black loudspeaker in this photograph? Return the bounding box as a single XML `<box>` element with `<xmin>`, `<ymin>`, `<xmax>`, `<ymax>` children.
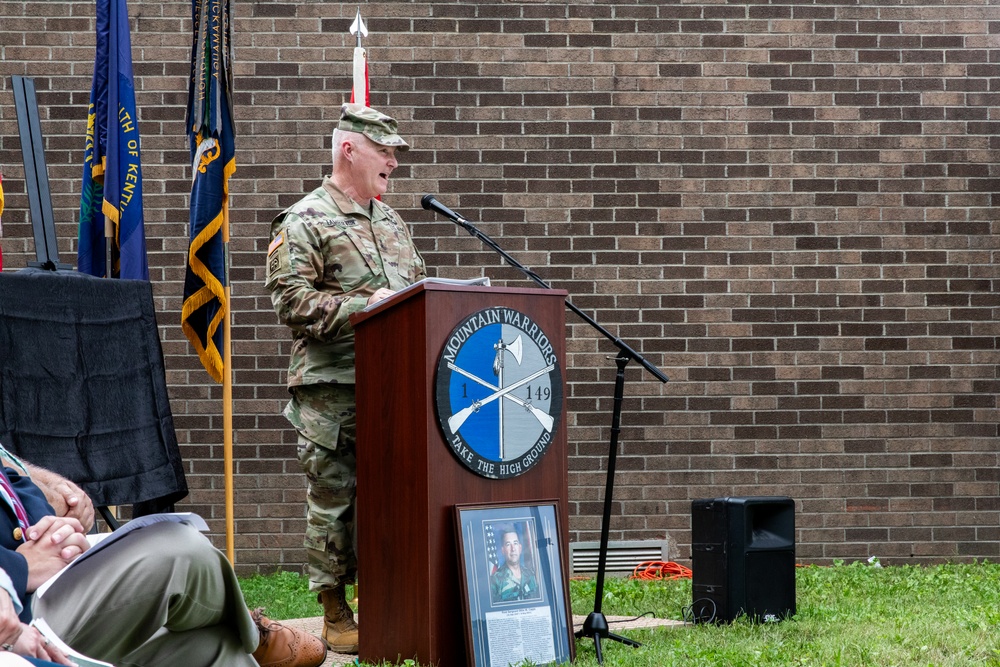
<box><xmin>691</xmin><ymin>496</ymin><xmax>796</xmax><ymax>623</ymax></box>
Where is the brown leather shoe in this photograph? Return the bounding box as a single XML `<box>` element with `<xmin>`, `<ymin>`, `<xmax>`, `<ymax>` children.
<box><xmin>251</xmin><ymin>608</ymin><xmax>327</xmax><ymax>667</ymax></box>
<box><xmin>318</xmin><ymin>586</ymin><xmax>359</xmax><ymax>654</ymax></box>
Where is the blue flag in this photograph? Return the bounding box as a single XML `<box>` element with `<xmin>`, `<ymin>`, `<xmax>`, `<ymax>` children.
<box><xmin>182</xmin><ymin>0</ymin><xmax>234</xmax><ymax>383</ymax></box>
<box><xmin>77</xmin><ymin>0</ymin><xmax>148</xmax><ymax>280</ymax></box>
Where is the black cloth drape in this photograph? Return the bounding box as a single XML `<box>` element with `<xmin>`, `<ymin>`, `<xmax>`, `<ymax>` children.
<box><xmin>0</xmin><ymin>269</ymin><xmax>187</xmax><ymax>511</ymax></box>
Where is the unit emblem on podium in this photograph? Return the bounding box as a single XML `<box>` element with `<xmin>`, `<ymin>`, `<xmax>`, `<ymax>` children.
<box><xmin>434</xmin><ymin>307</ymin><xmax>563</xmax><ymax>479</ymax></box>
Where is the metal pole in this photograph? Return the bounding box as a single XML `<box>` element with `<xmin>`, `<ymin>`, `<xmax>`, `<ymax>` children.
<box><xmin>223</xmin><ymin>204</ymin><xmax>235</xmax><ymax>564</ymax></box>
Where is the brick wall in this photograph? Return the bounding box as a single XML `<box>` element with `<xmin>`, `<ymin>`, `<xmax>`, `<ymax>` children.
<box><xmin>0</xmin><ymin>1</ymin><xmax>998</xmax><ymax>573</ymax></box>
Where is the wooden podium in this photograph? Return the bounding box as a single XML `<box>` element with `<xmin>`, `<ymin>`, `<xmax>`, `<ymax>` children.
<box><xmin>351</xmin><ymin>282</ymin><xmax>571</xmax><ymax>667</ymax></box>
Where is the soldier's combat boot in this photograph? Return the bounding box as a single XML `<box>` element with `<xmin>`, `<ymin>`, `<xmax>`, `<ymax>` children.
<box><xmin>319</xmin><ymin>585</ymin><xmax>359</xmax><ymax>654</ymax></box>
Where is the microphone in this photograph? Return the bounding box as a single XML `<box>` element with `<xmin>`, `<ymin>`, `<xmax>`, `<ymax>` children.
<box><xmin>421</xmin><ymin>194</ymin><xmax>468</xmax><ymax>225</ymax></box>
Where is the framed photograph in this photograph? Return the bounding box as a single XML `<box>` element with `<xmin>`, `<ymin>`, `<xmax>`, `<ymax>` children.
<box><xmin>454</xmin><ymin>500</ymin><xmax>573</xmax><ymax>667</ymax></box>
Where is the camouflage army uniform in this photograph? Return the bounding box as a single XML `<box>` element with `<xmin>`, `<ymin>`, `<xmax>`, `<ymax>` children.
<box><xmin>490</xmin><ymin>563</ymin><xmax>541</xmax><ymax>603</ymax></box>
<box><xmin>266</xmin><ymin>175</ymin><xmax>426</xmax><ymax>592</ymax></box>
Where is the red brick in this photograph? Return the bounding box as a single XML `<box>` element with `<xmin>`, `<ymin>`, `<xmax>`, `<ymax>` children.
<box><xmin>0</xmin><ymin>0</ymin><xmax>996</xmax><ymax>570</ymax></box>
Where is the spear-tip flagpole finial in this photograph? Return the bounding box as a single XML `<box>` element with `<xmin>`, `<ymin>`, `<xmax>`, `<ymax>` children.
<box><xmin>349</xmin><ymin>7</ymin><xmax>368</xmax><ymax>47</ymax></box>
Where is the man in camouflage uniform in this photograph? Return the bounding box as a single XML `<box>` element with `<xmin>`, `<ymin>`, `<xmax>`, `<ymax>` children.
<box><xmin>265</xmin><ymin>104</ymin><xmax>426</xmax><ymax>653</ymax></box>
<box><xmin>489</xmin><ymin>526</ymin><xmax>540</xmax><ymax>603</ymax></box>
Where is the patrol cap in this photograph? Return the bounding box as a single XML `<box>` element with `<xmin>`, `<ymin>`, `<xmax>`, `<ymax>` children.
<box><xmin>338</xmin><ymin>103</ymin><xmax>409</xmax><ymax>151</ymax></box>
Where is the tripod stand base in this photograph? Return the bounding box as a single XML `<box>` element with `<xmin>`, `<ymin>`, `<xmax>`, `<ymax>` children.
<box><xmin>574</xmin><ymin>611</ymin><xmax>641</xmax><ymax>664</ymax></box>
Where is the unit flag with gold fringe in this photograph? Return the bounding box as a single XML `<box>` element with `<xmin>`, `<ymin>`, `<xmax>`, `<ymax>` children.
<box><xmin>181</xmin><ymin>0</ymin><xmax>235</xmax><ymax>383</ymax></box>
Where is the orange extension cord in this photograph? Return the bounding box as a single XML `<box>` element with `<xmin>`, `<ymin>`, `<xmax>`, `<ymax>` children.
<box><xmin>630</xmin><ymin>560</ymin><xmax>693</xmax><ymax>581</ymax></box>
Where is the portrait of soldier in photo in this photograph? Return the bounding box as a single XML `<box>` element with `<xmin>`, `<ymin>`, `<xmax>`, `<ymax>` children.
<box><xmin>488</xmin><ymin>522</ymin><xmax>542</xmax><ymax>604</ymax></box>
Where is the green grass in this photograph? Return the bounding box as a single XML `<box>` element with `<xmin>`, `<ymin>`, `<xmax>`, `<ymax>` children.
<box><xmin>240</xmin><ymin>560</ymin><xmax>1000</xmax><ymax>666</ymax></box>
<box><xmin>240</xmin><ymin>570</ymin><xmax>355</xmax><ymax>621</ymax></box>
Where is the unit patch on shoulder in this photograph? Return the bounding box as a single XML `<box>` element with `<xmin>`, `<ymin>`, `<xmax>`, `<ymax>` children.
<box><xmin>267</xmin><ymin>231</ymin><xmax>290</xmax><ymax>282</ymax></box>
<box><xmin>268</xmin><ymin>232</ymin><xmax>285</xmax><ymax>256</ymax></box>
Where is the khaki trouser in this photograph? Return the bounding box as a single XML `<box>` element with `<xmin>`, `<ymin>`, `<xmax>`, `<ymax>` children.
<box><xmin>33</xmin><ymin>522</ymin><xmax>258</xmax><ymax>667</ymax></box>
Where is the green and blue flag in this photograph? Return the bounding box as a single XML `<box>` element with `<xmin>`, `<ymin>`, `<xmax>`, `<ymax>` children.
<box><xmin>77</xmin><ymin>0</ymin><xmax>148</xmax><ymax>280</ymax></box>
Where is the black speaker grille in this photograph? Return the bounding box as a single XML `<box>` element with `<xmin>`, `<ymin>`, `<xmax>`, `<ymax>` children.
<box><xmin>744</xmin><ymin>549</ymin><xmax>796</xmax><ymax>620</ymax></box>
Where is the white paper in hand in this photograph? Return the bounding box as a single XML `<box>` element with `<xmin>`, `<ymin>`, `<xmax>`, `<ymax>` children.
<box><xmin>30</xmin><ymin>617</ymin><xmax>113</xmax><ymax>667</ymax></box>
<box><xmin>34</xmin><ymin>513</ymin><xmax>209</xmax><ymax>600</ymax></box>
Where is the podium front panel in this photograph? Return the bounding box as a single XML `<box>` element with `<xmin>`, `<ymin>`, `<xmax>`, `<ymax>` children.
<box><xmin>353</xmin><ymin>284</ymin><xmax>570</xmax><ymax>667</ymax></box>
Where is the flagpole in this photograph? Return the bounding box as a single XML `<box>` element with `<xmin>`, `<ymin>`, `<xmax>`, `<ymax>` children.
<box><xmin>223</xmin><ymin>205</ymin><xmax>234</xmax><ymax>564</ymax></box>
<box><xmin>183</xmin><ymin>0</ymin><xmax>237</xmax><ymax>564</ymax></box>
<box><xmin>350</xmin><ymin>8</ymin><xmax>368</xmax><ymax>106</ymax></box>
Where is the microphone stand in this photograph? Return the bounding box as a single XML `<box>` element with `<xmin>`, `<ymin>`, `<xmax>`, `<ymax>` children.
<box><xmin>426</xmin><ymin>201</ymin><xmax>668</xmax><ymax>664</ymax></box>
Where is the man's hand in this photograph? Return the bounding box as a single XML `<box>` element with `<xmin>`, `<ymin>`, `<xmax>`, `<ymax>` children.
<box><xmin>0</xmin><ymin>591</ymin><xmax>21</xmax><ymax>651</ymax></box>
<box><xmin>15</xmin><ymin>517</ymin><xmax>89</xmax><ymax>592</ymax></box>
<box><xmin>46</xmin><ymin>479</ymin><xmax>94</xmax><ymax>534</ymax></box>
<box><xmin>19</xmin><ymin>464</ymin><xmax>94</xmax><ymax>533</ymax></box>
<box><xmin>366</xmin><ymin>288</ymin><xmax>395</xmax><ymax>305</ymax></box>
<box><xmin>11</xmin><ymin>624</ymin><xmax>75</xmax><ymax>666</ymax></box>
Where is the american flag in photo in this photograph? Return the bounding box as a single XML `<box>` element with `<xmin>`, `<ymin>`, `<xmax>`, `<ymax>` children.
<box><xmin>484</xmin><ymin>523</ymin><xmax>498</xmax><ymax>575</ymax></box>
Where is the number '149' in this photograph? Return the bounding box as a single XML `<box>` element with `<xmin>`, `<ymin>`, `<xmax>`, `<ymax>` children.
<box><xmin>526</xmin><ymin>385</ymin><xmax>550</xmax><ymax>401</ymax></box>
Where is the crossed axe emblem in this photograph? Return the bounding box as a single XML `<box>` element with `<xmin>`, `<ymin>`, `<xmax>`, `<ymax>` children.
<box><xmin>447</xmin><ymin>334</ymin><xmax>555</xmax><ymax>439</ymax></box>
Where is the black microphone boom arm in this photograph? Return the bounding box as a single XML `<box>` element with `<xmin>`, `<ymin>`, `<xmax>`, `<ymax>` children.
<box><xmin>420</xmin><ymin>195</ymin><xmax>668</xmax><ymax>383</ymax></box>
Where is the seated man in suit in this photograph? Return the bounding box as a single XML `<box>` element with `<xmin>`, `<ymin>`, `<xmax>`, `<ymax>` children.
<box><xmin>0</xmin><ymin>447</ymin><xmax>326</xmax><ymax>667</ymax></box>
<box><xmin>0</xmin><ymin>566</ymin><xmax>68</xmax><ymax>665</ymax></box>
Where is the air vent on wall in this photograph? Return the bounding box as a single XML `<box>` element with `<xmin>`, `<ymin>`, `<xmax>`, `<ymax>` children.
<box><xmin>569</xmin><ymin>540</ymin><xmax>670</xmax><ymax>575</ymax></box>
